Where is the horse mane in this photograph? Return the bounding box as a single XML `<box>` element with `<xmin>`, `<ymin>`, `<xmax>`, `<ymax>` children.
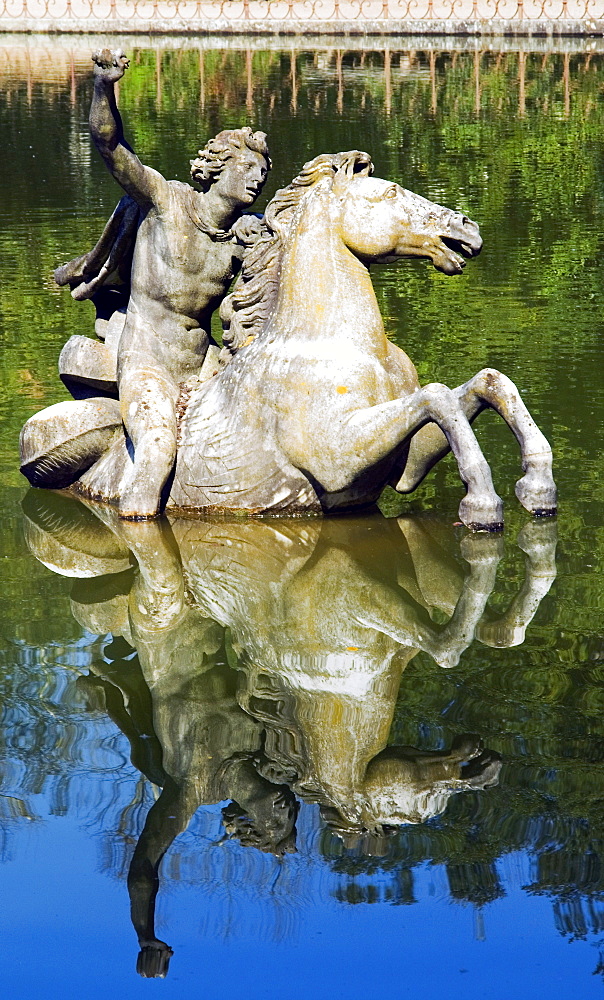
<box><xmin>219</xmin><ymin>150</ymin><xmax>374</xmax><ymax>361</ymax></box>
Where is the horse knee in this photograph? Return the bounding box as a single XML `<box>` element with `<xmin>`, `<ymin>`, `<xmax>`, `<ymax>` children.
<box><xmin>476</xmin><ymin>367</ymin><xmax>502</xmax><ymax>383</ymax></box>
<box><xmin>421</xmin><ymin>382</ymin><xmax>457</xmax><ymax>421</ymax></box>
<box><xmin>473</xmin><ymin>367</ymin><xmax>515</xmax><ymax>400</ymax></box>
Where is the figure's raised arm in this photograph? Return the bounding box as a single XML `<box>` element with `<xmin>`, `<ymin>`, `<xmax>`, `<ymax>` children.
<box><xmin>89</xmin><ymin>49</ymin><xmax>168</xmax><ymax>207</ymax></box>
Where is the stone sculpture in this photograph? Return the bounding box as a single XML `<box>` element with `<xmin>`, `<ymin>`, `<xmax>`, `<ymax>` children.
<box><xmin>20</xmin><ymin>50</ymin><xmax>557</xmax><ymax>530</ymax></box>
<box><xmin>23</xmin><ymin>492</ymin><xmax>557</xmax><ymax>977</ymax></box>
<box><xmin>51</xmin><ymin>48</ymin><xmax>270</xmax><ymax>518</ymax></box>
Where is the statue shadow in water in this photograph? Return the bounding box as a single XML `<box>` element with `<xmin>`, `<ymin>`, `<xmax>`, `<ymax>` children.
<box><xmin>22</xmin><ymin>491</ymin><xmax>557</xmax><ymax>978</ymax></box>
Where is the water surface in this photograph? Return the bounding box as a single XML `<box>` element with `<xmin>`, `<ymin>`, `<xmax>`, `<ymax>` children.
<box><xmin>1</xmin><ymin>37</ymin><xmax>604</xmax><ymax>999</ymax></box>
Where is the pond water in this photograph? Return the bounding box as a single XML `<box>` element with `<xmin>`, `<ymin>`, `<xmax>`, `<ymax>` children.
<box><xmin>1</xmin><ymin>36</ymin><xmax>604</xmax><ymax>999</ymax></box>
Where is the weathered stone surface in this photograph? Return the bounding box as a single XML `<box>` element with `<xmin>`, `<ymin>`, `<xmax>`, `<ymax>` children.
<box><xmin>59</xmin><ymin>334</ymin><xmax>118</xmax><ymax>399</ymax></box>
<box><xmin>166</xmin><ymin>150</ymin><xmax>556</xmax><ymax>529</ymax></box>
<box><xmin>75</xmin><ymin>433</ymin><xmax>132</xmax><ymax>505</ymax></box>
<box><xmin>20</xmin><ymin>396</ymin><xmax>122</xmax><ymax>489</ymax></box>
<box><xmin>55</xmin><ymin>48</ymin><xmax>271</xmax><ymax>519</ymax></box>
<box><xmin>100</xmin><ymin>306</ymin><xmax>127</xmax><ymax>351</ymax></box>
<box><xmin>21</xmin><ymin>49</ymin><xmax>557</xmax><ymax>531</ymax></box>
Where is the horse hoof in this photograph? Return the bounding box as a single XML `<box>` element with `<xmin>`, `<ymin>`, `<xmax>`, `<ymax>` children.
<box><xmin>459</xmin><ymin>495</ymin><xmax>504</xmax><ymax>533</ymax></box>
<box><xmin>515</xmin><ymin>475</ymin><xmax>557</xmax><ymax>517</ymax></box>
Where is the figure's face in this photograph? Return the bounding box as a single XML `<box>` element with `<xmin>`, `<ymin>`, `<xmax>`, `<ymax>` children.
<box><xmin>214</xmin><ymin>149</ymin><xmax>269</xmax><ymax>206</ymax></box>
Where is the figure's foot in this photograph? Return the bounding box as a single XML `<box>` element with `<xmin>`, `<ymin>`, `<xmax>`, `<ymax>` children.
<box><xmin>136</xmin><ymin>940</ymin><xmax>173</xmax><ymax>979</ymax></box>
<box><xmin>515</xmin><ymin>469</ymin><xmax>557</xmax><ymax>517</ymax></box>
<box><xmin>458</xmin><ymin>493</ymin><xmax>504</xmax><ymax>532</ymax></box>
<box><xmin>119</xmin><ymin>481</ymin><xmax>161</xmax><ymax>520</ymax></box>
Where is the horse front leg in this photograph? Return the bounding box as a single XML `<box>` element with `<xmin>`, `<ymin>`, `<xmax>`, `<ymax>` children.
<box><xmin>397</xmin><ymin>384</ymin><xmax>504</xmax><ymax>530</ymax></box>
<box><xmin>396</xmin><ymin>368</ymin><xmax>556</xmax><ymax>516</ymax></box>
<box><xmin>306</xmin><ymin>383</ymin><xmax>503</xmax><ymax>529</ymax></box>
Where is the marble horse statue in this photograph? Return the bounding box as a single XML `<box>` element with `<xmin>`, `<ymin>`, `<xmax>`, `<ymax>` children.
<box><xmin>21</xmin><ymin>143</ymin><xmax>557</xmax><ymax>529</ymax></box>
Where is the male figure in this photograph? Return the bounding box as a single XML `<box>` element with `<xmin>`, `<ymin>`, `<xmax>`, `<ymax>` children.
<box><xmin>77</xmin><ymin>49</ymin><xmax>270</xmax><ymax>518</ymax></box>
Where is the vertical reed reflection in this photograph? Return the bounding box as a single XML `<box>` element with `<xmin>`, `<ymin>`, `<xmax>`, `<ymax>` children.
<box><xmin>0</xmin><ymin>44</ymin><xmax>592</xmax><ymax>122</ymax></box>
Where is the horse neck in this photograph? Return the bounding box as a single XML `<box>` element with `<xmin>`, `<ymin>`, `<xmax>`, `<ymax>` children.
<box><xmin>274</xmin><ymin>191</ymin><xmax>386</xmax><ymax>352</ymax></box>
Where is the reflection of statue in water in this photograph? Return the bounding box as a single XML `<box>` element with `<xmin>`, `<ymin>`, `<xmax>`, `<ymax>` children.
<box><xmin>52</xmin><ymin>49</ymin><xmax>269</xmax><ymax>519</ymax></box>
<box><xmin>23</xmin><ymin>493</ymin><xmax>557</xmax><ymax>977</ymax></box>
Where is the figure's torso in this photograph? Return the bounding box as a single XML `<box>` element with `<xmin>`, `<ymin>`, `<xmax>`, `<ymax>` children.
<box><xmin>122</xmin><ymin>182</ymin><xmax>244</xmax><ymax>382</ymax></box>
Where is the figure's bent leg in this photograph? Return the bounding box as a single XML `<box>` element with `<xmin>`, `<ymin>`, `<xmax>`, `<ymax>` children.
<box><xmin>119</xmin><ymin>364</ymin><xmax>179</xmax><ymax>519</ymax></box>
<box><xmin>397</xmin><ymin>368</ymin><xmax>556</xmax><ymax>516</ymax></box>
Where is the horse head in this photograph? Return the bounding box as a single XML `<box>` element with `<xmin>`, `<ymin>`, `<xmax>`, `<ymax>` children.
<box><xmin>317</xmin><ymin>738</ymin><xmax>501</xmax><ymax>842</ymax></box>
<box><xmin>220</xmin><ymin>149</ymin><xmax>483</xmax><ymax>358</ymax></box>
<box><xmin>356</xmin><ymin>740</ymin><xmax>502</xmax><ymax>830</ymax></box>
<box><xmin>328</xmin><ymin>151</ymin><xmax>482</xmax><ymax>275</ymax></box>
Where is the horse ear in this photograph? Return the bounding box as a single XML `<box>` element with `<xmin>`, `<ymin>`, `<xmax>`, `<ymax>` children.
<box><xmin>332</xmin><ymin>150</ymin><xmax>374</xmax><ymax>197</ymax></box>
<box><xmin>335</xmin><ymin>150</ymin><xmax>373</xmax><ymax>177</ymax></box>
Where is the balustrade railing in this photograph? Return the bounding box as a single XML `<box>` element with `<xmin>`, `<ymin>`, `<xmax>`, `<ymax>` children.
<box><xmin>1</xmin><ymin>0</ymin><xmax>604</xmax><ymax>25</ymax></box>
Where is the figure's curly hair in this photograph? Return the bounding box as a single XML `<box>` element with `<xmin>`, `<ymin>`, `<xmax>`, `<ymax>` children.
<box><xmin>190</xmin><ymin>127</ymin><xmax>270</xmax><ymax>191</ymax></box>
